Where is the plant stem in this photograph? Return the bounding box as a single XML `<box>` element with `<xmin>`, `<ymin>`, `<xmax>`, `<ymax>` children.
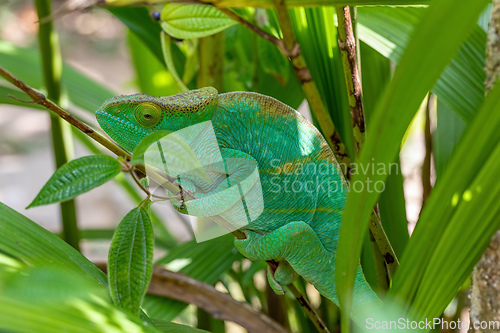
<box><xmin>197</xmin><ymin>32</ymin><xmax>225</xmax><ymax>91</ymax></box>
<box><xmin>267</xmin><ymin>260</ymin><xmax>331</xmax><ymax>333</ymax></box>
<box><xmin>335</xmin><ymin>6</ymin><xmax>399</xmax><ymax>277</ymax></box>
<box><xmin>336</xmin><ymin>6</ymin><xmax>365</xmax><ymax>152</ymax></box>
<box><xmin>271</xmin><ymin>0</ymin><xmax>351</xmax><ymax>171</ymax></box>
<box><xmin>422</xmin><ymin>94</ymin><xmax>434</xmax><ymax>204</ymax></box>
<box><xmin>35</xmin><ymin>0</ymin><xmax>80</xmax><ymax>251</ymax></box>
<box><xmin>161</xmin><ymin>32</ymin><xmax>189</xmax><ymax>92</ymax></box>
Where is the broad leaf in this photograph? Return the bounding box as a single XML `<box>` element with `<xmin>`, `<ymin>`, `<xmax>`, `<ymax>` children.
<box><xmin>0</xmin><ymin>266</ymin><xmax>160</xmax><ymax>333</ymax></box>
<box><xmin>358</xmin><ymin>7</ymin><xmax>486</xmax><ymax>123</ymax></box>
<box><xmin>160</xmin><ymin>4</ymin><xmax>236</xmax><ymax>39</ymax></box>
<box><xmin>28</xmin><ymin>155</ymin><xmax>122</xmax><ymax>208</ymax></box>
<box><xmin>108</xmin><ymin>205</ymin><xmax>154</xmax><ymax>316</ymax></box>
<box><xmin>257</xmin><ymin>38</ymin><xmax>290</xmax><ymax>85</ymax></box>
<box><xmin>0</xmin><ymin>202</ymin><xmax>107</xmax><ymax>285</ymax></box>
<box><xmin>389</xmin><ymin>81</ymin><xmax>500</xmax><ymax>318</ymax></box>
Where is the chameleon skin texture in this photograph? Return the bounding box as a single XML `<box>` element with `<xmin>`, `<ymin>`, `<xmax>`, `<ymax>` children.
<box><xmin>96</xmin><ymin>87</ymin><xmax>379</xmax><ymax>322</ymax></box>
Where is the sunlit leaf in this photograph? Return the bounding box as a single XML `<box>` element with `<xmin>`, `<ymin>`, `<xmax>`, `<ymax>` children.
<box><xmin>0</xmin><ymin>266</ymin><xmax>160</xmax><ymax>333</ymax></box>
<box><xmin>160</xmin><ymin>4</ymin><xmax>236</xmax><ymax>39</ymax></box>
<box><xmin>108</xmin><ymin>205</ymin><xmax>154</xmax><ymax>316</ymax></box>
<box><xmin>27</xmin><ymin>155</ymin><xmax>122</xmax><ymax>208</ymax></box>
<box><xmin>358</xmin><ymin>7</ymin><xmax>486</xmax><ymax>122</ymax></box>
<box><xmin>389</xmin><ymin>81</ymin><xmax>500</xmax><ymax>318</ymax></box>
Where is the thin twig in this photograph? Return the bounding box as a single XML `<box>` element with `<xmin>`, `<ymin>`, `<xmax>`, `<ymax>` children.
<box><xmin>35</xmin><ymin>0</ymin><xmax>80</xmax><ymax>251</ymax></box>
<box><xmin>335</xmin><ymin>6</ymin><xmax>399</xmax><ymax>276</ymax></box>
<box><xmin>268</xmin><ymin>260</ymin><xmax>331</xmax><ymax>333</ymax></box>
<box><xmin>216</xmin><ymin>7</ymin><xmax>282</xmax><ymax>47</ymax></box>
<box><xmin>95</xmin><ymin>262</ymin><xmax>289</xmax><ymax>333</ymax></box>
<box><xmin>336</xmin><ymin>6</ymin><xmax>365</xmax><ymax>152</ymax></box>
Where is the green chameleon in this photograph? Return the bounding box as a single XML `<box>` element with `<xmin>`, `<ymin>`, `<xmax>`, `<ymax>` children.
<box><xmin>96</xmin><ymin>87</ymin><xmax>380</xmax><ymax>323</ymax></box>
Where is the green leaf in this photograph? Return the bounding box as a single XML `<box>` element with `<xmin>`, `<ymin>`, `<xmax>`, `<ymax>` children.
<box><xmin>108</xmin><ymin>206</ymin><xmax>154</xmax><ymax>316</ymax></box>
<box><xmin>389</xmin><ymin>81</ymin><xmax>500</xmax><ymax>318</ymax></box>
<box><xmin>1</xmin><ymin>266</ymin><xmax>106</xmax><ymax>304</ymax></box>
<box><xmin>27</xmin><ymin>155</ymin><xmax>122</xmax><ymax>208</ymax></box>
<box><xmin>358</xmin><ymin>7</ymin><xmax>486</xmax><ymax>123</ymax></box>
<box><xmin>409</xmin><ymin>142</ymin><xmax>500</xmax><ymax>320</ymax></box>
<box><xmin>335</xmin><ymin>0</ymin><xmax>490</xmax><ymax>327</ymax></box>
<box><xmin>433</xmin><ymin>98</ymin><xmax>466</xmax><ymax>180</ymax></box>
<box><xmin>0</xmin><ymin>266</ymin><xmax>160</xmax><ymax>333</ymax></box>
<box><xmin>0</xmin><ymin>202</ymin><xmax>107</xmax><ymax>286</ymax></box>
<box><xmin>257</xmin><ymin>38</ymin><xmax>290</xmax><ymax>85</ymax></box>
<box><xmin>106</xmin><ymin>0</ymin><xmax>430</xmax><ymax>8</ymax></box>
<box><xmin>161</xmin><ymin>33</ymin><xmax>189</xmax><ymax>92</ymax></box>
<box><xmin>160</xmin><ymin>4</ymin><xmax>236</xmax><ymax>39</ymax></box>
<box><xmin>128</xmin><ymin>31</ymin><xmax>181</xmax><ymax>97</ymax></box>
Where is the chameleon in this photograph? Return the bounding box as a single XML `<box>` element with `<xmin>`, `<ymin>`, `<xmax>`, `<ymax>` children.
<box><xmin>96</xmin><ymin>87</ymin><xmax>380</xmax><ymax>324</ymax></box>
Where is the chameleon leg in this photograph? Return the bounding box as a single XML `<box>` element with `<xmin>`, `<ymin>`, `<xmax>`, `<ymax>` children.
<box><xmin>234</xmin><ymin>223</ymin><xmax>380</xmax><ymax>320</ymax></box>
<box><xmin>267</xmin><ymin>261</ymin><xmax>297</xmax><ymax>295</ymax></box>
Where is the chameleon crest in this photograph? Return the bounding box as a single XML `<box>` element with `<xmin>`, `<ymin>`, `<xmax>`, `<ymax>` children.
<box><xmin>96</xmin><ymin>87</ymin><xmax>218</xmax><ymax>151</ymax></box>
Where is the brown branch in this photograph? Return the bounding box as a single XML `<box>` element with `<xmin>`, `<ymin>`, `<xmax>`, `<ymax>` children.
<box><xmin>422</xmin><ymin>94</ymin><xmax>433</xmax><ymax>204</ymax></box>
<box><xmin>469</xmin><ymin>1</ymin><xmax>500</xmax><ymax>331</ymax></box>
<box><xmin>336</xmin><ymin>6</ymin><xmax>365</xmax><ymax>152</ymax></box>
<box><xmin>335</xmin><ymin>7</ymin><xmax>399</xmax><ymax>278</ymax></box>
<box><xmin>95</xmin><ymin>263</ymin><xmax>289</xmax><ymax>333</ymax></box>
<box><xmin>267</xmin><ymin>260</ymin><xmax>330</xmax><ymax>333</ymax></box>
<box><xmin>150</xmin><ymin>266</ymin><xmax>289</xmax><ymax>333</ymax></box>
<box><xmin>216</xmin><ymin>7</ymin><xmax>281</xmax><ymax>46</ymax></box>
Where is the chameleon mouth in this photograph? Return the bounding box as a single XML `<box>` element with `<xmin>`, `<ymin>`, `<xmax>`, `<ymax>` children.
<box><xmin>95</xmin><ymin>110</ymin><xmax>150</xmax><ymax>152</ymax></box>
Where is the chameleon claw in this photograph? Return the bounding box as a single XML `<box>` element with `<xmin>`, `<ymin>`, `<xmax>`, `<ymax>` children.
<box><xmin>267</xmin><ymin>266</ymin><xmax>286</xmax><ymax>295</ymax></box>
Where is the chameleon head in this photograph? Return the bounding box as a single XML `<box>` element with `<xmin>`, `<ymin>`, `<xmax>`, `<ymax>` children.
<box><xmin>96</xmin><ymin>87</ymin><xmax>218</xmax><ymax>152</ymax></box>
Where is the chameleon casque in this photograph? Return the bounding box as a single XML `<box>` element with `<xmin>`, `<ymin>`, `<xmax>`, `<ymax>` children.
<box><xmin>96</xmin><ymin>87</ymin><xmax>379</xmax><ymax>324</ymax></box>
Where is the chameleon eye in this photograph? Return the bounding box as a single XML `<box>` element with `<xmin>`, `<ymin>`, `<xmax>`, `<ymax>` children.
<box><xmin>134</xmin><ymin>103</ymin><xmax>161</xmax><ymax>128</ymax></box>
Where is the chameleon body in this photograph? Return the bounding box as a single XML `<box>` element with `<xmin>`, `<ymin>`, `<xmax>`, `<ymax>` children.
<box><xmin>96</xmin><ymin>87</ymin><xmax>379</xmax><ymax>323</ymax></box>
